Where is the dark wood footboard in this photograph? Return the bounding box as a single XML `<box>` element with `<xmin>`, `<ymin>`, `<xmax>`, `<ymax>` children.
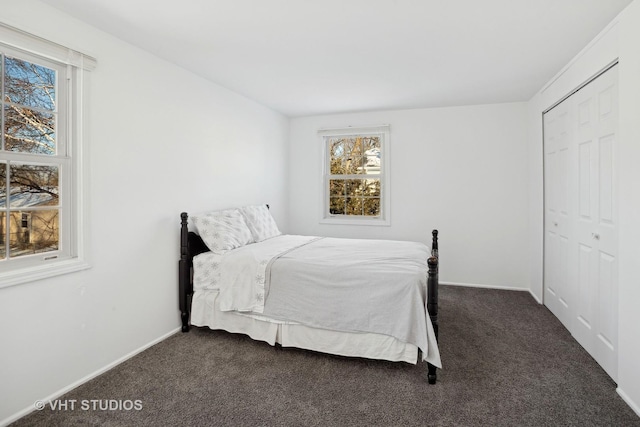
<box><xmin>427</xmin><ymin>229</ymin><xmax>439</xmax><ymax>384</ymax></box>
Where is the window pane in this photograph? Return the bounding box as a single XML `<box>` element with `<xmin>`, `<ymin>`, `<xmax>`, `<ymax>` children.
<box><xmin>341</xmin><ymin>139</ymin><xmax>355</xmax><ymax>159</ymax></box>
<box><xmin>329</xmin><ymin>138</ymin><xmax>344</xmax><ymax>157</ymax></box>
<box><xmin>329</xmin><ymin>179</ymin><xmax>345</xmax><ymax>197</ymax></box>
<box><xmin>345</xmin><ymin>179</ymin><xmax>363</xmax><ymax>197</ymax></box>
<box><xmin>362</xmin><ymin>136</ymin><xmax>380</xmax><ymax>151</ymax></box>
<box><xmin>0</xmin><ymin>163</ymin><xmax>4</xmax><ymax>258</ymax></box>
<box><xmin>9</xmin><ymin>164</ymin><xmax>59</xmax><ymax>208</ymax></box>
<box><xmin>0</xmin><ymin>162</ymin><xmax>6</xmax><ymax>203</ymax></box>
<box><xmin>345</xmin><ymin>138</ymin><xmax>364</xmax><ymax>174</ymax></box>
<box><xmin>4</xmin><ymin>105</ymin><xmax>56</xmax><ymax>154</ymax></box>
<box><xmin>330</xmin><ymin>156</ymin><xmax>344</xmax><ymax>175</ymax></box>
<box><xmin>363</xmin><ymin>138</ymin><xmax>381</xmax><ymax>175</ymax></box>
<box><xmin>329</xmin><ymin>137</ymin><xmax>367</xmax><ymax>175</ymax></box>
<box><xmin>329</xmin><ymin>197</ymin><xmax>345</xmax><ymax>215</ymax></box>
<box><xmin>363</xmin><ymin>198</ymin><xmax>380</xmax><ymax>216</ymax></box>
<box><xmin>4</xmin><ymin>56</ymin><xmax>56</xmax><ymax>111</ymax></box>
<box><xmin>361</xmin><ymin>178</ymin><xmax>380</xmax><ymax>197</ymax></box>
<box><xmin>0</xmin><ymin>212</ymin><xmax>5</xmax><ymax>259</ymax></box>
<box><xmin>329</xmin><ymin>138</ymin><xmax>346</xmax><ymax>175</ymax></box>
<box><xmin>9</xmin><ymin>209</ymin><xmax>58</xmax><ymax>258</ymax></box>
<box><xmin>345</xmin><ymin>197</ymin><xmax>364</xmax><ymax>215</ymax></box>
<box><xmin>328</xmin><ymin>136</ymin><xmax>379</xmax><ymax>176</ymax></box>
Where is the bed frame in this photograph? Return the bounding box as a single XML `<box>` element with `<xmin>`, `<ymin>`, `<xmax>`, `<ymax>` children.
<box><xmin>179</xmin><ymin>211</ymin><xmax>440</xmax><ymax>383</ymax></box>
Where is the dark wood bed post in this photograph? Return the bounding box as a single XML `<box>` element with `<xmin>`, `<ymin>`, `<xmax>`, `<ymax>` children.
<box><xmin>427</xmin><ymin>229</ymin><xmax>439</xmax><ymax>384</ymax></box>
<box><xmin>431</xmin><ymin>229</ymin><xmax>439</xmax><ymax>258</ymax></box>
<box><xmin>179</xmin><ymin>212</ymin><xmax>192</xmax><ymax>332</ymax></box>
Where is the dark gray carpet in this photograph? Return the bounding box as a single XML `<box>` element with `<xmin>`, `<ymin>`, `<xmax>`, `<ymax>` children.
<box><xmin>13</xmin><ymin>286</ymin><xmax>640</xmax><ymax>426</ymax></box>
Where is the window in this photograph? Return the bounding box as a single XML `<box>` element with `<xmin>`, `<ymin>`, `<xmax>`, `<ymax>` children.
<box><xmin>0</xmin><ymin>23</ymin><xmax>95</xmax><ymax>288</ymax></box>
<box><xmin>320</xmin><ymin>125</ymin><xmax>390</xmax><ymax>225</ymax></box>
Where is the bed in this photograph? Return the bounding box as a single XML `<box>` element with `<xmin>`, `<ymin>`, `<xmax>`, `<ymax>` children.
<box><xmin>178</xmin><ymin>205</ymin><xmax>441</xmax><ymax>383</ymax></box>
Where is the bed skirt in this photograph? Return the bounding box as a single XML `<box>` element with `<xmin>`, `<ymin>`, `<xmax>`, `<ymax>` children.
<box><xmin>191</xmin><ymin>289</ymin><xmax>420</xmax><ymax>364</ymax></box>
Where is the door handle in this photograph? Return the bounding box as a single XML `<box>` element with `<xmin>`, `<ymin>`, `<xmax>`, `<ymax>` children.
<box><xmin>592</xmin><ymin>233</ymin><xmax>600</xmax><ymax>240</ymax></box>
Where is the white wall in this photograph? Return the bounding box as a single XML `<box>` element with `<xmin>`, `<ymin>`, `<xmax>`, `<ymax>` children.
<box><xmin>0</xmin><ymin>1</ymin><xmax>289</xmax><ymax>424</ymax></box>
<box><xmin>288</xmin><ymin>103</ymin><xmax>529</xmax><ymax>289</ymax></box>
<box><xmin>526</xmin><ymin>0</ymin><xmax>640</xmax><ymax>415</ymax></box>
<box><xmin>618</xmin><ymin>0</ymin><xmax>640</xmax><ymax>415</ymax></box>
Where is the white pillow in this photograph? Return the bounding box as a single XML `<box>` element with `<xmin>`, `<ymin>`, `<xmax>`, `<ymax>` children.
<box><xmin>239</xmin><ymin>205</ymin><xmax>281</xmax><ymax>242</ymax></box>
<box><xmin>192</xmin><ymin>209</ymin><xmax>253</xmax><ymax>253</ymax></box>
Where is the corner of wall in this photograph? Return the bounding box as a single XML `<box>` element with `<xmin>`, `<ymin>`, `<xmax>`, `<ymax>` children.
<box><xmin>525</xmin><ymin>93</ymin><xmax>544</xmax><ymax>303</ymax></box>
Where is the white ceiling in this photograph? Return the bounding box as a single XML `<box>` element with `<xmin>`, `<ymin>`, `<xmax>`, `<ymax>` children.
<box><xmin>40</xmin><ymin>0</ymin><xmax>632</xmax><ymax>117</ymax></box>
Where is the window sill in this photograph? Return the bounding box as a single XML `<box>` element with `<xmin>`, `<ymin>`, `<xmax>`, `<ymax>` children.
<box><xmin>320</xmin><ymin>216</ymin><xmax>391</xmax><ymax>226</ymax></box>
<box><xmin>0</xmin><ymin>258</ymin><xmax>90</xmax><ymax>289</ymax></box>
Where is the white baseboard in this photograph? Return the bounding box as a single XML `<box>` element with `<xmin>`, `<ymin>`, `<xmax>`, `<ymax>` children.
<box><xmin>1</xmin><ymin>327</ymin><xmax>181</xmax><ymax>427</ymax></box>
<box><xmin>440</xmin><ymin>281</ymin><xmax>543</xmax><ymax>304</ymax></box>
<box><xmin>441</xmin><ymin>281</ymin><xmax>529</xmax><ymax>292</ymax></box>
<box><xmin>617</xmin><ymin>387</ymin><xmax>640</xmax><ymax>418</ymax></box>
<box><xmin>528</xmin><ymin>290</ymin><xmax>543</xmax><ymax>304</ymax></box>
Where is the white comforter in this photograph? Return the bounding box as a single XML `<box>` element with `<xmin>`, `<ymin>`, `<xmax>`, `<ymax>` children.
<box><xmin>193</xmin><ymin>235</ymin><xmax>441</xmax><ymax>367</ymax></box>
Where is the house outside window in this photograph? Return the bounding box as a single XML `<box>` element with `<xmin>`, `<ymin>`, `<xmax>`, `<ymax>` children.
<box><xmin>320</xmin><ymin>125</ymin><xmax>390</xmax><ymax>225</ymax></box>
<box><xmin>0</xmin><ymin>23</ymin><xmax>95</xmax><ymax>288</ymax></box>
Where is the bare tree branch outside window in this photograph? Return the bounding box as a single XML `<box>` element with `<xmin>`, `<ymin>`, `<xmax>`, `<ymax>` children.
<box><xmin>327</xmin><ymin>136</ymin><xmax>381</xmax><ymax>217</ymax></box>
<box><xmin>1</xmin><ymin>54</ymin><xmax>59</xmax><ymax>259</ymax></box>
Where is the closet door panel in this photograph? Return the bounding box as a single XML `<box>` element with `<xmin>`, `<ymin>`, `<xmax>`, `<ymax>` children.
<box><xmin>543</xmin><ymin>65</ymin><xmax>618</xmax><ymax>381</ymax></box>
<box><xmin>543</xmin><ymin>102</ymin><xmax>573</xmax><ymax>329</ymax></box>
<box><xmin>592</xmin><ymin>67</ymin><xmax>618</xmax><ymax>380</ymax></box>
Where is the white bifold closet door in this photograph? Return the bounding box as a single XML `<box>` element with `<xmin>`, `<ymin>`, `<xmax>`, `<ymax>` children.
<box><xmin>543</xmin><ymin>65</ymin><xmax>618</xmax><ymax>381</ymax></box>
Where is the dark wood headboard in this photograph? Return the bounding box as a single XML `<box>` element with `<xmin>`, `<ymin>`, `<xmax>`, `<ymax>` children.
<box><xmin>186</xmin><ymin>231</ymin><xmax>208</xmax><ymax>258</ymax></box>
<box><xmin>179</xmin><ymin>206</ymin><xmax>269</xmax><ymax>331</ymax></box>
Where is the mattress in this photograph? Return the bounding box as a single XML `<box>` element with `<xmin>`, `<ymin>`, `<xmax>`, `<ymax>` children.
<box><xmin>191</xmin><ymin>234</ymin><xmax>441</xmax><ymax>368</ymax></box>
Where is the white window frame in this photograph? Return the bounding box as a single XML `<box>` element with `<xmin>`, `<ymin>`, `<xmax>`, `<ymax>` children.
<box><xmin>319</xmin><ymin>125</ymin><xmax>390</xmax><ymax>226</ymax></box>
<box><xmin>0</xmin><ymin>23</ymin><xmax>95</xmax><ymax>288</ymax></box>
